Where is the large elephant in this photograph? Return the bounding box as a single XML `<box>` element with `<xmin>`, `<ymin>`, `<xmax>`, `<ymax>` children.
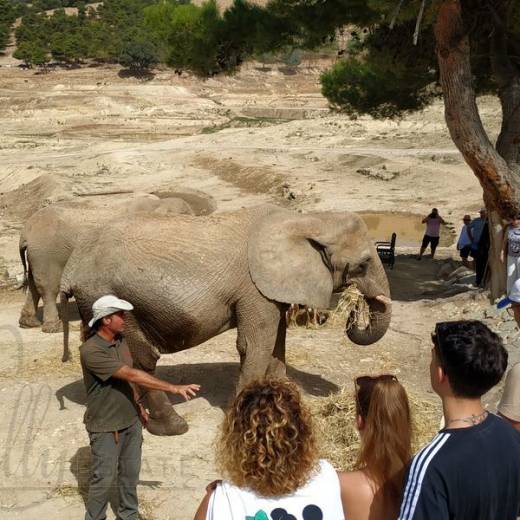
<box><xmin>60</xmin><ymin>205</ymin><xmax>391</xmax><ymax>436</ymax></box>
<box><xmin>19</xmin><ymin>192</ymin><xmax>215</xmax><ymax>333</ymax></box>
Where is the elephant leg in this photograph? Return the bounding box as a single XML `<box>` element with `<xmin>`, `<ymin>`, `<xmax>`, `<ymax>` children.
<box><xmin>41</xmin><ymin>288</ymin><xmax>63</xmax><ymax>333</ymax></box>
<box><xmin>236</xmin><ymin>297</ymin><xmax>286</xmax><ymax>391</ymax></box>
<box><xmin>143</xmin><ymin>391</ymin><xmax>188</xmax><ymax>436</ymax></box>
<box><xmin>266</xmin><ymin>309</ymin><xmax>287</xmax><ymax>380</ymax></box>
<box><xmin>124</xmin><ymin>316</ymin><xmax>188</xmax><ymax>436</ymax></box>
<box><xmin>19</xmin><ymin>273</ymin><xmax>41</xmax><ymax>328</ymax></box>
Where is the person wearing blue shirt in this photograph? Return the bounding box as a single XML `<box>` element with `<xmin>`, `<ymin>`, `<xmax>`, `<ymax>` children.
<box><xmin>469</xmin><ymin>208</ymin><xmax>487</xmax><ymax>250</ymax></box>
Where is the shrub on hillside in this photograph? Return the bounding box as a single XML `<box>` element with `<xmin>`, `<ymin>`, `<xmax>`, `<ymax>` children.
<box><xmin>119</xmin><ymin>39</ymin><xmax>159</xmax><ymax>72</ymax></box>
<box><xmin>167</xmin><ymin>1</ymin><xmax>223</xmax><ymax>76</ymax></box>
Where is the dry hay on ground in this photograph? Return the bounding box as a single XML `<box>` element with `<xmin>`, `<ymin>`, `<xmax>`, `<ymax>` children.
<box><xmin>310</xmin><ymin>387</ymin><xmax>440</xmax><ymax>471</ymax></box>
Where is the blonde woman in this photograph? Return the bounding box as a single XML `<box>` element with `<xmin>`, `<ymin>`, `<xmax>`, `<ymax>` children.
<box><xmin>194</xmin><ymin>379</ymin><xmax>344</xmax><ymax>520</ymax></box>
<box><xmin>339</xmin><ymin>375</ymin><xmax>412</xmax><ymax>520</ymax></box>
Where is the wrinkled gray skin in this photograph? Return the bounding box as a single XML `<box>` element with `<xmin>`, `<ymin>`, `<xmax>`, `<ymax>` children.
<box><xmin>18</xmin><ymin>194</ymin><xmax>213</xmax><ymax>333</ymax></box>
<box><xmin>60</xmin><ymin>205</ymin><xmax>391</xmax><ymax>436</ymax></box>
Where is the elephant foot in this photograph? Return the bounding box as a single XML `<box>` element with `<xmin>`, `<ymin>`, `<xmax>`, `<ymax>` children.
<box><xmin>41</xmin><ymin>320</ymin><xmax>63</xmax><ymax>333</ymax></box>
<box><xmin>19</xmin><ymin>315</ymin><xmax>41</xmax><ymax>329</ymax></box>
<box><xmin>143</xmin><ymin>389</ymin><xmax>189</xmax><ymax>436</ymax></box>
<box><xmin>146</xmin><ymin>407</ymin><xmax>188</xmax><ymax>436</ymax></box>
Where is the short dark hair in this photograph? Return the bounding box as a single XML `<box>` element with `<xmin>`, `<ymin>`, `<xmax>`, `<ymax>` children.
<box><xmin>432</xmin><ymin>320</ymin><xmax>508</xmax><ymax>398</ymax></box>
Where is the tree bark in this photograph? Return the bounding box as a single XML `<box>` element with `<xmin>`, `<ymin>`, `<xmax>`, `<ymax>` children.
<box><xmin>488</xmin><ymin>0</ymin><xmax>520</xmax><ymax>167</ymax></box>
<box><xmin>434</xmin><ymin>0</ymin><xmax>520</xmax><ymax>298</ymax></box>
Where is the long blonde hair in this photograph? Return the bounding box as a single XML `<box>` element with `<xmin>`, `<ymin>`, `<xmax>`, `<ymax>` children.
<box><xmin>216</xmin><ymin>379</ymin><xmax>319</xmax><ymax>497</ymax></box>
<box><xmin>355</xmin><ymin>376</ymin><xmax>412</xmax><ymax>506</ymax></box>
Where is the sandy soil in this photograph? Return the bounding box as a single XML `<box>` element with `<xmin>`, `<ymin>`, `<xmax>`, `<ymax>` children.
<box><xmin>0</xmin><ymin>61</ymin><xmax>515</xmax><ymax>519</ymax></box>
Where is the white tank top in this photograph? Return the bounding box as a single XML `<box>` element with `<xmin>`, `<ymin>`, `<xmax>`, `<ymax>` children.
<box><xmin>206</xmin><ymin>459</ymin><xmax>345</xmax><ymax>520</ymax></box>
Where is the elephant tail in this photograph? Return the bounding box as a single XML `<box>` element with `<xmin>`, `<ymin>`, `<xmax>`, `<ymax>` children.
<box><xmin>60</xmin><ymin>290</ymin><xmax>71</xmax><ymax>362</ymax></box>
<box><xmin>18</xmin><ymin>232</ymin><xmax>29</xmax><ymax>292</ymax></box>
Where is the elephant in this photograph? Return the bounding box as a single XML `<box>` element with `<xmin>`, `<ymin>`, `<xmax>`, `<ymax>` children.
<box><xmin>59</xmin><ymin>204</ymin><xmax>391</xmax><ymax>436</ymax></box>
<box><xmin>18</xmin><ymin>192</ymin><xmax>215</xmax><ymax>333</ymax></box>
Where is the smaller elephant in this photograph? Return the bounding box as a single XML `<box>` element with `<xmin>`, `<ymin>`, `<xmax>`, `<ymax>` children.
<box><xmin>18</xmin><ymin>192</ymin><xmax>214</xmax><ymax>333</ymax></box>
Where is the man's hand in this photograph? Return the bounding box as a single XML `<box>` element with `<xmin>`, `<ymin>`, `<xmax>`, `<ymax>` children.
<box><xmin>137</xmin><ymin>403</ymin><xmax>149</xmax><ymax>428</ymax></box>
<box><xmin>170</xmin><ymin>384</ymin><xmax>200</xmax><ymax>401</ymax></box>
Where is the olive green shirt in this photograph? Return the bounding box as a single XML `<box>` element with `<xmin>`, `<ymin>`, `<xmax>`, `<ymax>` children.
<box><xmin>80</xmin><ymin>333</ymin><xmax>138</xmax><ymax>433</ymax></box>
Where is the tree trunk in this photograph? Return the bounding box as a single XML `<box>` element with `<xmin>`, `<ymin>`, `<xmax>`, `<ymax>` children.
<box><xmin>434</xmin><ymin>0</ymin><xmax>520</xmax><ymax>298</ymax></box>
<box><xmin>487</xmin><ymin>209</ymin><xmax>506</xmax><ymax>298</ymax></box>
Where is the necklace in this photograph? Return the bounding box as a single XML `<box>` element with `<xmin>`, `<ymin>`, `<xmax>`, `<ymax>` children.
<box><xmin>445</xmin><ymin>410</ymin><xmax>488</xmax><ymax>427</ymax></box>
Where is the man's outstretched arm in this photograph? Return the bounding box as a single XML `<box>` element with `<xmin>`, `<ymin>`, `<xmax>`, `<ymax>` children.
<box><xmin>113</xmin><ymin>365</ymin><xmax>200</xmax><ymax>400</ymax></box>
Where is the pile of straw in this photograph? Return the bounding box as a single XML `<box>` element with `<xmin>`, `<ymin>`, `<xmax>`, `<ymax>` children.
<box><xmin>329</xmin><ymin>285</ymin><xmax>370</xmax><ymax>330</ymax></box>
<box><xmin>309</xmin><ymin>388</ymin><xmax>441</xmax><ymax>471</ymax></box>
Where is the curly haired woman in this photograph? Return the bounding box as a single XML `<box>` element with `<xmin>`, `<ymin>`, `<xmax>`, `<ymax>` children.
<box><xmin>339</xmin><ymin>375</ymin><xmax>412</xmax><ymax>520</ymax></box>
<box><xmin>193</xmin><ymin>379</ymin><xmax>344</xmax><ymax>520</ymax></box>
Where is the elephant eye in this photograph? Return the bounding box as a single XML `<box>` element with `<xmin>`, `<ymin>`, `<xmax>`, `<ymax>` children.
<box><xmin>352</xmin><ymin>258</ymin><xmax>370</xmax><ymax>275</ymax></box>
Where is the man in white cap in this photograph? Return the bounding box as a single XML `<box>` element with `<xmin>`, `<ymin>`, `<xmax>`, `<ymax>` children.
<box><xmin>80</xmin><ymin>294</ymin><xmax>200</xmax><ymax>520</ymax></box>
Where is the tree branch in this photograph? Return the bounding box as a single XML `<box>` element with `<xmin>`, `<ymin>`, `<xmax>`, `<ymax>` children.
<box><xmin>389</xmin><ymin>0</ymin><xmax>406</xmax><ymax>30</ymax></box>
<box><xmin>413</xmin><ymin>0</ymin><xmax>427</xmax><ymax>45</ymax></box>
<box><xmin>434</xmin><ymin>0</ymin><xmax>520</xmax><ymax>216</ymax></box>
<box><xmin>487</xmin><ymin>0</ymin><xmax>520</xmax><ymax>165</ymax></box>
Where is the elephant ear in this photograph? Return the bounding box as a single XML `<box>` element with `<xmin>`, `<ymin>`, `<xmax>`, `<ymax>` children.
<box><xmin>248</xmin><ymin>212</ymin><xmax>333</xmax><ymax>308</ymax></box>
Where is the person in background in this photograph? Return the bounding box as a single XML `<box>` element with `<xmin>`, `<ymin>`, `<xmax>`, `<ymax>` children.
<box><xmin>498</xmin><ymin>363</ymin><xmax>520</xmax><ymax>433</ymax></box>
<box><xmin>501</xmin><ymin>213</ymin><xmax>520</xmax><ymax>292</ymax></box>
<box><xmin>456</xmin><ymin>215</ymin><xmax>473</xmax><ymax>269</ymax></box>
<box><xmin>194</xmin><ymin>379</ymin><xmax>344</xmax><ymax>520</ymax></box>
<box><xmin>474</xmin><ymin>216</ymin><xmax>490</xmax><ymax>287</ymax></box>
<box><xmin>417</xmin><ymin>208</ymin><xmax>445</xmax><ymax>260</ymax></box>
<box><xmin>398</xmin><ymin>320</ymin><xmax>520</xmax><ymax>520</ymax></box>
<box><xmin>339</xmin><ymin>374</ymin><xmax>412</xmax><ymax>520</ymax></box>
<box><xmin>470</xmin><ymin>208</ymin><xmax>487</xmax><ymax>253</ymax></box>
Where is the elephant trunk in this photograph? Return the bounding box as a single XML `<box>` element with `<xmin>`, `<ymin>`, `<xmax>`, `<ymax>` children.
<box><xmin>346</xmin><ymin>261</ymin><xmax>391</xmax><ymax>345</ymax></box>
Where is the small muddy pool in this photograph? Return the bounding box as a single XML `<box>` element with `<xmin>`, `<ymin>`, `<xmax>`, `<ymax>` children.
<box><xmin>357</xmin><ymin>211</ymin><xmax>455</xmax><ymax>247</ymax></box>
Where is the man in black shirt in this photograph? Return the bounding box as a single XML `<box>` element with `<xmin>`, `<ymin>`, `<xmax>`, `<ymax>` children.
<box><xmin>399</xmin><ymin>320</ymin><xmax>520</xmax><ymax>520</ymax></box>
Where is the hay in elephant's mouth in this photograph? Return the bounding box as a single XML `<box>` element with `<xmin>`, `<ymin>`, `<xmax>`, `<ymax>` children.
<box><xmin>331</xmin><ymin>285</ymin><xmax>371</xmax><ymax>331</ymax></box>
<box><xmin>309</xmin><ymin>388</ymin><xmax>441</xmax><ymax>470</ymax></box>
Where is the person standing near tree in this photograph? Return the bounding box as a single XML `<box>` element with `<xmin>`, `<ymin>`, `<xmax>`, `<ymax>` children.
<box><xmin>81</xmin><ymin>295</ymin><xmax>200</xmax><ymax>520</ymax></box>
<box><xmin>474</xmin><ymin>217</ymin><xmax>490</xmax><ymax>287</ymax></box>
<box><xmin>456</xmin><ymin>215</ymin><xmax>473</xmax><ymax>269</ymax></box>
<box><xmin>469</xmin><ymin>208</ymin><xmax>487</xmax><ymax>253</ymax></box>
<box><xmin>500</xmin><ymin>213</ymin><xmax>520</xmax><ymax>293</ymax></box>
<box><xmin>417</xmin><ymin>208</ymin><xmax>445</xmax><ymax>260</ymax></box>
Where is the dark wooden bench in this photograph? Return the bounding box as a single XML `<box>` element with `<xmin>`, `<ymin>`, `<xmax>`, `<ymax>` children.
<box><xmin>376</xmin><ymin>232</ymin><xmax>397</xmax><ymax>269</ymax></box>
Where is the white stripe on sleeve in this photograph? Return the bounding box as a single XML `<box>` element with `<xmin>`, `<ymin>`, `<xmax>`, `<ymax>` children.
<box><xmin>399</xmin><ymin>433</ymin><xmax>451</xmax><ymax>519</ymax></box>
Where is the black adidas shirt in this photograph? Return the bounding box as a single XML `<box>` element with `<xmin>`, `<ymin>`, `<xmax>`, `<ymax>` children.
<box><xmin>398</xmin><ymin>413</ymin><xmax>520</xmax><ymax>519</ymax></box>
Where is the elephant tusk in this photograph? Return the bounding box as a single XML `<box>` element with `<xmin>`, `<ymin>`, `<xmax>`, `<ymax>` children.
<box><xmin>375</xmin><ymin>294</ymin><xmax>392</xmax><ymax>306</ymax></box>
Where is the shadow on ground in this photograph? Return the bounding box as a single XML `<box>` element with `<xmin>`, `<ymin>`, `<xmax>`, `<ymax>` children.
<box><xmin>117</xmin><ymin>68</ymin><xmax>155</xmax><ymax>81</ymax></box>
<box><xmin>29</xmin><ymin>301</ymin><xmax>81</xmax><ymax>324</ymax></box>
<box><xmin>56</xmin><ymin>362</ymin><xmax>339</xmax><ymax>410</ymax></box>
<box><xmin>386</xmin><ymin>254</ymin><xmax>476</xmax><ymax>302</ymax></box>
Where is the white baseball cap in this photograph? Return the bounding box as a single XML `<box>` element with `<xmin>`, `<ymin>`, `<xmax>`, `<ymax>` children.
<box><xmin>497</xmin><ymin>279</ymin><xmax>520</xmax><ymax>309</ymax></box>
<box><xmin>88</xmin><ymin>294</ymin><xmax>134</xmax><ymax>328</ymax></box>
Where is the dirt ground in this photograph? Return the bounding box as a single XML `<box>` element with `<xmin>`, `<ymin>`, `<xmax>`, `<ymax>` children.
<box><xmin>0</xmin><ymin>60</ymin><xmax>516</xmax><ymax>519</ymax></box>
